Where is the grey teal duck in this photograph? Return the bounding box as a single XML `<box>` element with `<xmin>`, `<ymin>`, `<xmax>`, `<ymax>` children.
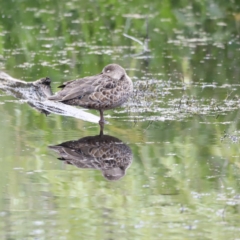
<box><xmin>48</xmin><ymin>64</ymin><xmax>133</xmax><ymax>124</ymax></box>
<box><xmin>49</xmin><ymin>134</ymin><xmax>133</xmax><ymax>181</ymax></box>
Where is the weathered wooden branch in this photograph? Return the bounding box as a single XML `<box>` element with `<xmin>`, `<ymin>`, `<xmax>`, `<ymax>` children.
<box><xmin>0</xmin><ymin>71</ymin><xmax>99</xmax><ymax>123</ymax></box>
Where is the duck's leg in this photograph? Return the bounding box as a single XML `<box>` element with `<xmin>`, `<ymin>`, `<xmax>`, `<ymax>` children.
<box><xmin>99</xmin><ymin>124</ymin><xmax>104</xmax><ymax>137</ymax></box>
<box><xmin>99</xmin><ymin>109</ymin><xmax>105</xmax><ymax>133</ymax></box>
<box><xmin>99</xmin><ymin>109</ymin><xmax>105</xmax><ymax>124</ymax></box>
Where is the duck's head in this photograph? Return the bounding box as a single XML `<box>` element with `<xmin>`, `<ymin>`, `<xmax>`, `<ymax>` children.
<box><xmin>102</xmin><ymin>64</ymin><xmax>126</xmax><ymax>80</ymax></box>
<box><xmin>102</xmin><ymin>167</ymin><xmax>126</xmax><ymax>181</ymax></box>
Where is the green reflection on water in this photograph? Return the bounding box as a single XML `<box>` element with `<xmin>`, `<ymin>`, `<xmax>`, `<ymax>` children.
<box><xmin>0</xmin><ymin>0</ymin><xmax>240</xmax><ymax>239</ymax></box>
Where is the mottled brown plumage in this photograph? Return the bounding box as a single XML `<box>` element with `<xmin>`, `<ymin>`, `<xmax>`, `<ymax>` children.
<box><xmin>48</xmin><ymin>64</ymin><xmax>133</xmax><ymax>123</ymax></box>
<box><xmin>49</xmin><ymin>134</ymin><xmax>133</xmax><ymax>181</ymax></box>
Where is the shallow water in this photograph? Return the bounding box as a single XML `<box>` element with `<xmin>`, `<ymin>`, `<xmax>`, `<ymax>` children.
<box><xmin>0</xmin><ymin>0</ymin><xmax>240</xmax><ymax>239</ymax></box>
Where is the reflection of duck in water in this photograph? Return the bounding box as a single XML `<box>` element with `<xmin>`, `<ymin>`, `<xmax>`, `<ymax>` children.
<box><xmin>48</xmin><ymin>64</ymin><xmax>133</xmax><ymax>126</ymax></box>
<box><xmin>49</xmin><ymin>134</ymin><xmax>133</xmax><ymax>181</ymax></box>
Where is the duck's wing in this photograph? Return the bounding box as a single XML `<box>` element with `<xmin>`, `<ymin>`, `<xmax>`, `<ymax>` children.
<box><xmin>58</xmin><ymin>73</ymin><xmax>101</xmax><ymax>88</ymax></box>
<box><xmin>49</xmin><ymin>74</ymin><xmax>116</xmax><ymax>101</ymax></box>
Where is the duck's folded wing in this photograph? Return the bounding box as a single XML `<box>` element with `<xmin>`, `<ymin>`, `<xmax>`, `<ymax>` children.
<box><xmin>58</xmin><ymin>74</ymin><xmax>102</xmax><ymax>88</ymax></box>
<box><xmin>49</xmin><ymin>74</ymin><xmax>115</xmax><ymax>101</ymax></box>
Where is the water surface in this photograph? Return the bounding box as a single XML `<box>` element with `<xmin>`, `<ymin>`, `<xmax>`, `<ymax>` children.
<box><xmin>0</xmin><ymin>0</ymin><xmax>240</xmax><ymax>239</ymax></box>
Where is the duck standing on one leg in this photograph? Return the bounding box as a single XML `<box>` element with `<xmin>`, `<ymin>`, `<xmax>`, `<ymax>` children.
<box><xmin>48</xmin><ymin>64</ymin><xmax>133</xmax><ymax>127</ymax></box>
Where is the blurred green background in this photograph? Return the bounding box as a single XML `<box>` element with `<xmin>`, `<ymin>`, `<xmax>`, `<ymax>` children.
<box><xmin>0</xmin><ymin>0</ymin><xmax>240</xmax><ymax>239</ymax></box>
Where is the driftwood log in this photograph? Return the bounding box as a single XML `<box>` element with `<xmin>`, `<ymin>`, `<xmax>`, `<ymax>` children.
<box><xmin>0</xmin><ymin>71</ymin><xmax>99</xmax><ymax>123</ymax></box>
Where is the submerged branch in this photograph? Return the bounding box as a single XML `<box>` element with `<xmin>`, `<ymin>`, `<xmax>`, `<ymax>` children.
<box><xmin>123</xmin><ymin>33</ymin><xmax>151</xmax><ymax>58</ymax></box>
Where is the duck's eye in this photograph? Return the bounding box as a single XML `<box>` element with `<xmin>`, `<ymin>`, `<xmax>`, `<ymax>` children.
<box><xmin>106</xmin><ymin>69</ymin><xmax>110</xmax><ymax>73</ymax></box>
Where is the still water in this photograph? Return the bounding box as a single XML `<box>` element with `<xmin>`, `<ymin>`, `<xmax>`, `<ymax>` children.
<box><xmin>0</xmin><ymin>0</ymin><xmax>240</xmax><ymax>239</ymax></box>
